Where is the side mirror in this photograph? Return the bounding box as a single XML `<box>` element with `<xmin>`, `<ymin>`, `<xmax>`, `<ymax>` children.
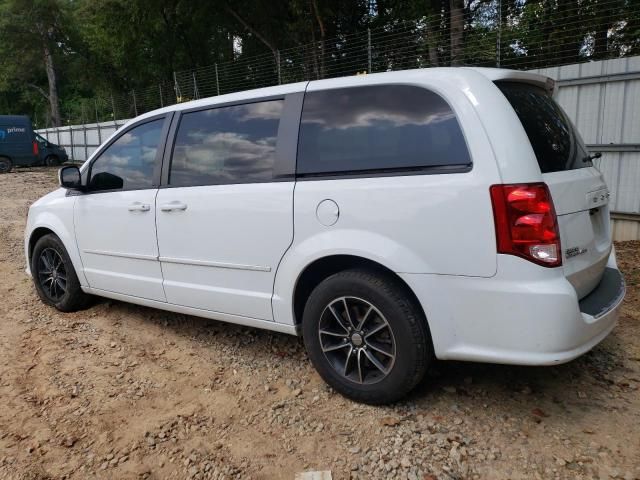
<box><xmin>59</xmin><ymin>166</ymin><xmax>83</xmax><ymax>190</ymax></box>
<box><xmin>90</xmin><ymin>171</ymin><xmax>124</xmax><ymax>191</ymax></box>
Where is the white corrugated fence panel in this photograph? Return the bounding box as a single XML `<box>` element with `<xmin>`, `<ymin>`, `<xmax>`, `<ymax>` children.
<box><xmin>35</xmin><ymin>120</ymin><xmax>129</xmax><ymax>162</ymax></box>
<box><xmin>615</xmin><ymin>153</ymin><xmax>640</xmax><ymax>213</ymax></box>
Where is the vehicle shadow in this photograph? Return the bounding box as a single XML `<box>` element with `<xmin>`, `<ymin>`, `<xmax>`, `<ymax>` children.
<box><xmin>406</xmin><ymin>329</ymin><xmax>628</xmax><ymax>418</ymax></box>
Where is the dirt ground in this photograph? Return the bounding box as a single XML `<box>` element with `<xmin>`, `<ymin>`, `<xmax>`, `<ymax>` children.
<box><xmin>0</xmin><ymin>168</ymin><xmax>638</xmax><ymax>480</ymax></box>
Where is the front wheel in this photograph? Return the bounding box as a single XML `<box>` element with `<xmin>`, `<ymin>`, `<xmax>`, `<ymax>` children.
<box><xmin>302</xmin><ymin>269</ymin><xmax>432</xmax><ymax>404</ymax></box>
<box><xmin>31</xmin><ymin>234</ymin><xmax>92</xmax><ymax>312</ymax></box>
<box><xmin>0</xmin><ymin>157</ymin><xmax>12</xmax><ymax>173</ymax></box>
<box><xmin>44</xmin><ymin>155</ymin><xmax>60</xmax><ymax>167</ymax></box>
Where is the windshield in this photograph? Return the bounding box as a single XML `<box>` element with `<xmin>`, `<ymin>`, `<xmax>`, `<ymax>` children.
<box><xmin>497</xmin><ymin>82</ymin><xmax>591</xmax><ymax>173</ymax></box>
<box><xmin>36</xmin><ymin>133</ymin><xmax>47</xmax><ymax>143</ymax></box>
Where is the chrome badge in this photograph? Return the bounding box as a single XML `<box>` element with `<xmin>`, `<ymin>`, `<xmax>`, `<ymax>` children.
<box><xmin>565</xmin><ymin>246</ymin><xmax>588</xmax><ymax>258</ymax></box>
<box><xmin>587</xmin><ymin>188</ymin><xmax>610</xmax><ymax>209</ymax></box>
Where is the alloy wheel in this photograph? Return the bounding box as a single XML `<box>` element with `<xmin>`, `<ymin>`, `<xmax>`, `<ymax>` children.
<box><xmin>318</xmin><ymin>296</ymin><xmax>396</xmax><ymax>384</ymax></box>
<box><xmin>37</xmin><ymin>248</ymin><xmax>67</xmax><ymax>302</ymax></box>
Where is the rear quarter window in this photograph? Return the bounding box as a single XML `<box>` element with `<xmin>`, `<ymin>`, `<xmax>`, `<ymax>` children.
<box><xmin>297</xmin><ymin>85</ymin><xmax>471</xmax><ymax>176</ymax></box>
<box><xmin>497</xmin><ymin>82</ymin><xmax>591</xmax><ymax>173</ymax></box>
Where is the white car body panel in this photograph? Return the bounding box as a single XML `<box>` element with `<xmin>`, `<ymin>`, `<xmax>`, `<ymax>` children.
<box><xmin>401</xmin><ymin>252</ymin><xmax>621</xmax><ymax>365</ymax></box>
<box><xmin>24</xmin><ymin>188</ymin><xmax>88</xmax><ymax>285</ymax></box>
<box><xmin>271</xmin><ymin>171</ymin><xmax>499</xmax><ymax>325</ymax></box>
<box><xmin>82</xmin><ymin>286</ymin><xmax>297</xmax><ymax>335</ymax></box>
<box><xmin>155</xmin><ymin>182</ymin><xmax>295</xmax><ymax>320</ymax></box>
<box><xmin>74</xmin><ymin>189</ymin><xmax>166</xmax><ymax>301</ymax></box>
<box><xmin>24</xmin><ymin>67</ymin><xmax>624</xmax><ymax>368</ymax></box>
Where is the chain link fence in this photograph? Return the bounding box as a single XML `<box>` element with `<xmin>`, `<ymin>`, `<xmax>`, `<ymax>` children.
<box><xmin>54</xmin><ymin>0</ymin><xmax>640</xmax><ymax>126</ymax></box>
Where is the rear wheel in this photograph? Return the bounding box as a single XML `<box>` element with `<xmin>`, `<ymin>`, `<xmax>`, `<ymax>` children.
<box><xmin>0</xmin><ymin>156</ymin><xmax>12</xmax><ymax>173</ymax></box>
<box><xmin>31</xmin><ymin>234</ymin><xmax>91</xmax><ymax>312</ymax></box>
<box><xmin>44</xmin><ymin>155</ymin><xmax>60</xmax><ymax>167</ymax></box>
<box><xmin>302</xmin><ymin>269</ymin><xmax>432</xmax><ymax>404</ymax></box>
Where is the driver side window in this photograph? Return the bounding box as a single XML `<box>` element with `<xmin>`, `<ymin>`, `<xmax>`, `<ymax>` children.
<box><xmin>89</xmin><ymin>118</ymin><xmax>164</xmax><ymax>192</ymax></box>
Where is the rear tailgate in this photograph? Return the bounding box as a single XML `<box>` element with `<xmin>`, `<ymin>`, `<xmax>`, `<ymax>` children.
<box><xmin>497</xmin><ymin>82</ymin><xmax>611</xmax><ymax>299</ymax></box>
<box><xmin>544</xmin><ymin>168</ymin><xmax>611</xmax><ymax>298</ymax></box>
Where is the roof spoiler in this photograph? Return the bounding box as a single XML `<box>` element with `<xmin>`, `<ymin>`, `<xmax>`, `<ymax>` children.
<box><xmin>462</xmin><ymin>67</ymin><xmax>556</xmax><ymax>95</ymax></box>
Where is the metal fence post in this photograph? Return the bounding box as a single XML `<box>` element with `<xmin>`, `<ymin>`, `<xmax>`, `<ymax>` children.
<box><xmin>367</xmin><ymin>28</ymin><xmax>372</xmax><ymax>73</ymax></box>
<box><xmin>95</xmin><ymin>100</ymin><xmax>102</xmax><ymax>146</ymax></box>
<box><xmin>215</xmin><ymin>63</ymin><xmax>220</xmax><ymax>96</ymax></box>
<box><xmin>192</xmin><ymin>72</ymin><xmax>200</xmax><ymax>99</ymax></box>
<box><xmin>132</xmin><ymin>90</ymin><xmax>138</xmax><ymax>116</ymax></box>
<box><xmin>173</xmin><ymin>71</ymin><xmax>182</xmax><ymax>102</ymax></box>
<box><xmin>110</xmin><ymin>93</ymin><xmax>116</xmax><ymax>120</ymax></box>
<box><xmin>159</xmin><ymin>84</ymin><xmax>164</xmax><ymax>107</ymax></box>
<box><xmin>81</xmin><ymin>104</ymin><xmax>88</xmax><ymax>161</ymax></box>
<box><xmin>276</xmin><ymin>50</ymin><xmax>282</xmax><ymax>85</ymax></box>
<box><xmin>69</xmin><ymin>125</ymin><xmax>74</xmax><ymax>162</ymax></box>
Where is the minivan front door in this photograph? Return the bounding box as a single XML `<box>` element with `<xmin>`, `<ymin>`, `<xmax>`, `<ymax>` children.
<box><xmin>155</xmin><ymin>98</ymin><xmax>295</xmax><ymax>320</ymax></box>
<box><xmin>75</xmin><ymin>116</ymin><xmax>170</xmax><ymax>302</ymax></box>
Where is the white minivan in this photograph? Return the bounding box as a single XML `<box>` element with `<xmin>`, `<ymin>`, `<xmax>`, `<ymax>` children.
<box><xmin>25</xmin><ymin>68</ymin><xmax>625</xmax><ymax>403</ymax></box>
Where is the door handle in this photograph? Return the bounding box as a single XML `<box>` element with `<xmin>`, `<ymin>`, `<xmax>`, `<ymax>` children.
<box><xmin>160</xmin><ymin>201</ymin><xmax>188</xmax><ymax>212</ymax></box>
<box><xmin>128</xmin><ymin>202</ymin><xmax>151</xmax><ymax>212</ymax></box>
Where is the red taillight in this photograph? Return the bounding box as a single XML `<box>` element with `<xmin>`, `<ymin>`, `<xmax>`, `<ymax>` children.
<box><xmin>33</xmin><ymin>140</ymin><xmax>39</xmax><ymax>156</ymax></box>
<box><xmin>490</xmin><ymin>183</ymin><xmax>562</xmax><ymax>267</ymax></box>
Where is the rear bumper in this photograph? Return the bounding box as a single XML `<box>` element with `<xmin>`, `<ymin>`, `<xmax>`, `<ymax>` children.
<box><xmin>400</xmin><ymin>253</ymin><xmax>625</xmax><ymax>366</ymax></box>
<box><xmin>579</xmin><ymin>268</ymin><xmax>625</xmax><ymax>319</ymax></box>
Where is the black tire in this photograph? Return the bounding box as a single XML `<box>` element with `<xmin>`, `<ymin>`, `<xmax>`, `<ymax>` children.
<box><xmin>31</xmin><ymin>234</ymin><xmax>92</xmax><ymax>312</ymax></box>
<box><xmin>0</xmin><ymin>156</ymin><xmax>12</xmax><ymax>173</ymax></box>
<box><xmin>44</xmin><ymin>155</ymin><xmax>60</xmax><ymax>167</ymax></box>
<box><xmin>302</xmin><ymin>269</ymin><xmax>432</xmax><ymax>404</ymax></box>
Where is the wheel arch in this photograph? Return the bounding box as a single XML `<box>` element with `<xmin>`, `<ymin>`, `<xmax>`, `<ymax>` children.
<box><xmin>291</xmin><ymin>254</ymin><xmax>426</xmax><ymax>329</ymax></box>
<box><xmin>28</xmin><ymin>226</ymin><xmax>57</xmax><ymax>265</ymax></box>
<box><xmin>26</xmin><ymin>214</ymin><xmax>88</xmax><ymax>287</ymax></box>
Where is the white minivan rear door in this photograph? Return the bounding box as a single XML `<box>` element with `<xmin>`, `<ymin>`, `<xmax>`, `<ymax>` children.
<box><xmin>155</xmin><ymin>94</ymin><xmax>301</xmax><ymax>321</ymax></box>
<box><xmin>497</xmin><ymin>82</ymin><xmax>612</xmax><ymax>298</ymax></box>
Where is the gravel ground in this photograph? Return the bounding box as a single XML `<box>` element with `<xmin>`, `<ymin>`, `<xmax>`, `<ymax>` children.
<box><xmin>0</xmin><ymin>168</ymin><xmax>639</xmax><ymax>480</ymax></box>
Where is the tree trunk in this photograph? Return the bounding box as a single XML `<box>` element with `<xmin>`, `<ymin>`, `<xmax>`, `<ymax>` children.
<box><xmin>309</xmin><ymin>28</ymin><xmax>319</xmax><ymax>79</ymax></box>
<box><xmin>310</xmin><ymin>0</ymin><xmax>326</xmax><ymax>78</ymax></box>
<box><xmin>424</xmin><ymin>17</ymin><xmax>439</xmax><ymax>67</ymax></box>
<box><xmin>225</xmin><ymin>4</ymin><xmax>278</xmax><ymax>60</ymax></box>
<box><xmin>449</xmin><ymin>0</ymin><xmax>464</xmax><ymax>66</ymax></box>
<box><xmin>43</xmin><ymin>42</ymin><xmax>61</xmax><ymax>127</ymax></box>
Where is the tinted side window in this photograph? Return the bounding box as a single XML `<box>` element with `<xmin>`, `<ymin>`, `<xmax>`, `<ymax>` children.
<box><xmin>497</xmin><ymin>82</ymin><xmax>590</xmax><ymax>173</ymax></box>
<box><xmin>89</xmin><ymin>119</ymin><xmax>164</xmax><ymax>191</ymax></box>
<box><xmin>169</xmin><ymin>100</ymin><xmax>283</xmax><ymax>187</ymax></box>
<box><xmin>297</xmin><ymin>85</ymin><xmax>471</xmax><ymax>176</ymax></box>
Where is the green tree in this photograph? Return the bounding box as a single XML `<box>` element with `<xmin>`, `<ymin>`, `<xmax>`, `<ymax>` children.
<box><xmin>0</xmin><ymin>0</ymin><xmax>69</xmax><ymax>126</ymax></box>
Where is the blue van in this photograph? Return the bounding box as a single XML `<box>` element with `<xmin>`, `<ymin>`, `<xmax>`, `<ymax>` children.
<box><xmin>0</xmin><ymin>115</ymin><xmax>68</xmax><ymax>173</ymax></box>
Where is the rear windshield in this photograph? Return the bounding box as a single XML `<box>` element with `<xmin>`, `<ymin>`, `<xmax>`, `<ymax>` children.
<box><xmin>497</xmin><ymin>82</ymin><xmax>591</xmax><ymax>173</ymax></box>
